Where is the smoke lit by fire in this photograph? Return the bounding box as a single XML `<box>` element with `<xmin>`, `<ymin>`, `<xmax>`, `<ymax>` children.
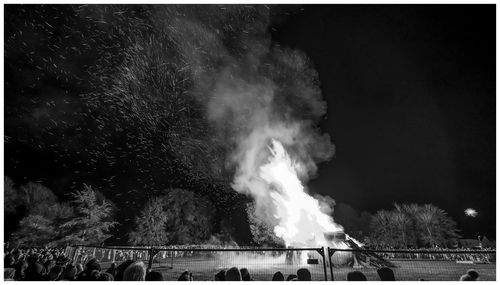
<box><xmin>183</xmin><ymin>6</ymin><xmax>344</xmax><ymax>248</ymax></box>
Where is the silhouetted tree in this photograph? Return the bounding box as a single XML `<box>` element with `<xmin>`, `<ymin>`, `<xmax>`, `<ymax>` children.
<box><xmin>11</xmin><ymin>215</ymin><xmax>56</xmax><ymax>247</ymax></box>
<box><xmin>19</xmin><ymin>182</ymin><xmax>58</xmax><ymax>216</ymax></box>
<box><xmin>8</xmin><ymin>181</ymin><xmax>76</xmax><ymax>247</ymax></box>
<box><xmin>395</xmin><ymin>203</ymin><xmax>419</xmax><ymax>248</ymax></box>
<box><xmin>246</xmin><ymin>202</ymin><xmax>285</xmax><ymax>247</ymax></box>
<box><xmin>414</xmin><ymin>204</ymin><xmax>460</xmax><ymax>247</ymax></box>
<box><xmin>128</xmin><ymin>197</ymin><xmax>169</xmax><ymax>246</ymax></box>
<box><xmin>5</xmin><ymin>182</ymin><xmax>73</xmax><ymax>246</ymax></box>
<box><xmin>370</xmin><ymin>210</ymin><xmax>397</xmax><ymax>248</ymax></box>
<box><xmin>129</xmin><ymin>188</ymin><xmax>216</xmax><ymax>245</ymax></box>
<box><xmin>333</xmin><ymin>202</ymin><xmax>372</xmax><ymax>239</ymax></box>
<box><xmin>370</xmin><ymin>203</ymin><xmax>460</xmax><ymax>248</ymax></box>
<box><xmin>61</xmin><ymin>184</ymin><xmax>117</xmax><ymax>245</ymax></box>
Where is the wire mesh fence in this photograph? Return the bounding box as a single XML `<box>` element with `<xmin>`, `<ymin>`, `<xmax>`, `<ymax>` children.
<box><xmin>69</xmin><ymin>245</ymin><xmax>328</xmax><ymax>281</ymax></box>
<box><xmin>67</xmin><ymin>245</ymin><xmax>496</xmax><ymax>281</ymax></box>
<box><xmin>327</xmin><ymin>248</ymin><xmax>496</xmax><ymax>281</ymax></box>
<box><xmin>151</xmin><ymin>248</ymin><xmax>327</xmax><ymax>281</ymax></box>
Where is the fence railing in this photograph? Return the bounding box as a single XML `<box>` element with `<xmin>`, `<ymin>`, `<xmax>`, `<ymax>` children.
<box><xmin>66</xmin><ymin>245</ymin><xmax>496</xmax><ymax>281</ymax></box>
<box><xmin>68</xmin><ymin>245</ymin><xmax>328</xmax><ymax>281</ymax></box>
<box><xmin>327</xmin><ymin>248</ymin><xmax>496</xmax><ymax>281</ymax></box>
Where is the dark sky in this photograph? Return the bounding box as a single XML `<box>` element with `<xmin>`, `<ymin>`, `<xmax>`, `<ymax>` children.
<box><xmin>271</xmin><ymin>5</ymin><xmax>496</xmax><ymax>238</ymax></box>
<box><xmin>4</xmin><ymin>5</ymin><xmax>496</xmax><ymax>240</ymax></box>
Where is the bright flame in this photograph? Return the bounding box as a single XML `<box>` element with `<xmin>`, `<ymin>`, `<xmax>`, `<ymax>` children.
<box><xmin>259</xmin><ymin>139</ymin><xmax>343</xmax><ymax>247</ymax></box>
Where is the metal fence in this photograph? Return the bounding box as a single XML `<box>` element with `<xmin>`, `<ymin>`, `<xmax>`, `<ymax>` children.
<box><xmin>67</xmin><ymin>245</ymin><xmax>496</xmax><ymax>281</ymax></box>
<box><xmin>327</xmin><ymin>248</ymin><xmax>496</xmax><ymax>281</ymax></box>
<box><xmin>68</xmin><ymin>245</ymin><xmax>328</xmax><ymax>281</ymax></box>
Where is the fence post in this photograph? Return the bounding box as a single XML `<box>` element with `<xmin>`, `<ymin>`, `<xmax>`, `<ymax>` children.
<box><xmin>327</xmin><ymin>247</ymin><xmax>334</xmax><ymax>281</ymax></box>
<box><xmin>320</xmin><ymin>247</ymin><xmax>328</xmax><ymax>281</ymax></box>
<box><xmin>148</xmin><ymin>247</ymin><xmax>153</xmax><ymax>270</ymax></box>
<box><xmin>148</xmin><ymin>247</ymin><xmax>158</xmax><ymax>271</ymax></box>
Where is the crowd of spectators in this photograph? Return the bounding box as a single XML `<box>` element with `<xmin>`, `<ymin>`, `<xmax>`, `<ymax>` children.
<box><xmin>375</xmin><ymin>248</ymin><xmax>495</xmax><ymax>263</ymax></box>
<box><xmin>2</xmin><ymin>247</ymin><xmax>317</xmax><ymax>281</ymax></box>
<box><xmin>3</xmin><ymin>247</ymin><xmax>485</xmax><ymax>281</ymax></box>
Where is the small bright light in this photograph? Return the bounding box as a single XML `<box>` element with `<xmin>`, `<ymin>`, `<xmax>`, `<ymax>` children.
<box><xmin>464</xmin><ymin>208</ymin><xmax>478</xmax><ymax>217</ymax></box>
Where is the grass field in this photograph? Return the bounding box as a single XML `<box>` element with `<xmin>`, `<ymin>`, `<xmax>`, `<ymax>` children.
<box><xmin>100</xmin><ymin>257</ymin><xmax>496</xmax><ymax>281</ymax></box>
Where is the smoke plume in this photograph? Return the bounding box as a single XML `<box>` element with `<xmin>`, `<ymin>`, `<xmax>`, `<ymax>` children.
<box><xmin>155</xmin><ymin>5</ymin><xmax>342</xmax><ymax>246</ymax></box>
<box><xmin>89</xmin><ymin>5</ymin><xmax>342</xmax><ymax>245</ymax></box>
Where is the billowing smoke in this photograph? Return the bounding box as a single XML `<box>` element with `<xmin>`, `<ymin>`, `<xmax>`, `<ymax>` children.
<box><xmin>160</xmin><ymin>5</ymin><xmax>344</xmax><ymax>247</ymax></box>
<box><xmin>77</xmin><ymin>5</ymin><xmax>343</xmax><ymax>246</ymax></box>
<box><xmin>6</xmin><ymin>5</ymin><xmax>347</xmax><ymax>248</ymax></box>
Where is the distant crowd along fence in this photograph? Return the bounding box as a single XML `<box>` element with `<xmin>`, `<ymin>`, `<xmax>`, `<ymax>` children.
<box><xmin>65</xmin><ymin>245</ymin><xmax>496</xmax><ymax>281</ymax></box>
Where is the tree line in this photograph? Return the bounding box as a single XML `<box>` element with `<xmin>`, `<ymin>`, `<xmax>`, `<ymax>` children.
<box><xmin>368</xmin><ymin>203</ymin><xmax>461</xmax><ymax>248</ymax></box>
<box><xmin>5</xmin><ymin>177</ymin><xmax>116</xmax><ymax>247</ymax></box>
<box><xmin>5</xmin><ymin>177</ymin><xmax>461</xmax><ymax>249</ymax></box>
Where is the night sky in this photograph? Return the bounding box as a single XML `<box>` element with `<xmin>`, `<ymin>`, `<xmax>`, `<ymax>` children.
<box><xmin>4</xmin><ymin>5</ymin><xmax>496</xmax><ymax>240</ymax></box>
<box><xmin>271</xmin><ymin>5</ymin><xmax>496</xmax><ymax>238</ymax></box>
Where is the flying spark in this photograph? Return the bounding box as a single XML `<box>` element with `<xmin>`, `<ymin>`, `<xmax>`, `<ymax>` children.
<box><xmin>464</xmin><ymin>208</ymin><xmax>478</xmax><ymax>217</ymax></box>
